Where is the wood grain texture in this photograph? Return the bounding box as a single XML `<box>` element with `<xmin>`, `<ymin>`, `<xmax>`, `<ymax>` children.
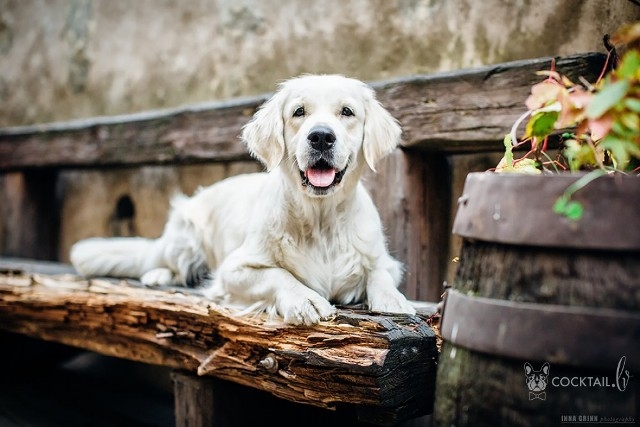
<box><xmin>0</xmin><ymin>53</ymin><xmax>605</xmax><ymax>170</ymax></box>
<box><xmin>434</xmin><ymin>240</ymin><xmax>640</xmax><ymax>425</ymax></box>
<box><xmin>0</xmin><ymin>268</ymin><xmax>438</xmax><ymax>424</ymax></box>
<box><xmin>0</xmin><ymin>97</ymin><xmax>263</xmax><ymax>169</ymax></box>
<box><xmin>0</xmin><ymin>171</ymin><xmax>60</xmax><ymax>260</ymax></box>
<box><xmin>171</xmin><ymin>372</ymin><xmax>217</xmax><ymax>427</ymax></box>
<box><xmin>383</xmin><ymin>53</ymin><xmax>606</xmax><ymax>152</ymax></box>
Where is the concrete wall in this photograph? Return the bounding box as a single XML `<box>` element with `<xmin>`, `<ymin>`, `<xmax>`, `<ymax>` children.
<box><xmin>1</xmin><ymin>0</ymin><xmax>638</xmax><ymax>127</ymax></box>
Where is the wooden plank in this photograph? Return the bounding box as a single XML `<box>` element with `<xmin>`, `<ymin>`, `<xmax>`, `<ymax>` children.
<box><xmin>170</xmin><ymin>371</ymin><xmax>384</xmax><ymax>427</ymax></box>
<box><xmin>0</xmin><ymin>265</ymin><xmax>438</xmax><ymax>425</ymax></box>
<box><xmin>445</xmin><ymin>152</ymin><xmax>505</xmax><ymax>284</ymax></box>
<box><xmin>0</xmin><ymin>97</ymin><xmax>263</xmax><ymax>170</ymax></box>
<box><xmin>382</xmin><ymin>52</ymin><xmax>606</xmax><ymax>152</ymax></box>
<box><xmin>171</xmin><ymin>372</ymin><xmax>217</xmax><ymax>427</ymax></box>
<box><xmin>0</xmin><ymin>53</ymin><xmax>605</xmax><ymax>170</ymax></box>
<box><xmin>366</xmin><ymin>151</ymin><xmax>452</xmax><ymax>302</ymax></box>
<box><xmin>410</xmin><ymin>152</ymin><xmax>451</xmax><ymax>302</ymax></box>
<box><xmin>0</xmin><ymin>170</ymin><xmax>60</xmax><ymax>260</ymax></box>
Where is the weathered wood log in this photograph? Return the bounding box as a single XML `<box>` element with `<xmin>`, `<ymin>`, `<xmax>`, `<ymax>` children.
<box><xmin>379</xmin><ymin>52</ymin><xmax>605</xmax><ymax>152</ymax></box>
<box><xmin>0</xmin><ymin>260</ymin><xmax>438</xmax><ymax>425</ymax></box>
<box><xmin>0</xmin><ymin>53</ymin><xmax>605</xmax><ymax>170</ymax></box>
<box><xmin>434</xmin><ymin>173</ymin><xmax>640</xmax><ymax>426</ymax></box>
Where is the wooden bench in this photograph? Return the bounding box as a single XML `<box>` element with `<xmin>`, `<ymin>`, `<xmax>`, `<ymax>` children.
<box><xmin>0</xmin><ymin>53</ymin><xmax>605</xmax><ymax>426</ymax></box>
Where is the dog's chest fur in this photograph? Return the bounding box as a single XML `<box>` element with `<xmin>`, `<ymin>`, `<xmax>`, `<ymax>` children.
<box><xmin>273</xmin><ymin>202</ymin><xmax>370</xmax><ymax>305</ymax></box>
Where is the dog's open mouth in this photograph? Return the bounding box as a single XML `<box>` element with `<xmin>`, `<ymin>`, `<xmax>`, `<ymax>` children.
<box><xmin>300</xmin><ymin>159</ymin><xmax>347</xmax><ymax>190</ymax></box>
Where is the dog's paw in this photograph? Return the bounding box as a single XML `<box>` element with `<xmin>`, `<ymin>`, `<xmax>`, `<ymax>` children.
<box><xmin>277</xmin><ymin>290</ymin><xmax>336</xmax><ymax>326</ymax></box>
<box><xmin>141</xmin><ymin>268</ymin><xmax>179</xmax><ymax>286</ymax></box>
<box><xmin>367</xmin><ymin>286</ymin><xmax>416</xmax><ymax>315</ymax></box>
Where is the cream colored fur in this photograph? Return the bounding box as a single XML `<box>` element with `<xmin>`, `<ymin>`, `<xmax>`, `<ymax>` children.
<box><xmin>71</xmin><ymin>74</ymin><xmax>415</xmax><ymax>325</ymax></box>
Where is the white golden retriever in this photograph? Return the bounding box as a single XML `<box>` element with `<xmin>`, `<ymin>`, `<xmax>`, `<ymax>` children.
<box><xmin>71</xmin><ymin>74</ymin><xmax>415</xmax><ymax>325</ymax></box>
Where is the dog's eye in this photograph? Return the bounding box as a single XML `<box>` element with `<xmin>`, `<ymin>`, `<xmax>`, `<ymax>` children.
<box><xmin>293</xmin><ymin>106</ymin><xmax>305</xmax><ymax>117</ymax></box>
<box><xmin>341</xmin><ymin>106</ymin><xmax>354</xmax><ymax>117</ymax></box>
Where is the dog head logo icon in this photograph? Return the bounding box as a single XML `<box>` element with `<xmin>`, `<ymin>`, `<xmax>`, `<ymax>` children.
<box><xmin>524</xmin><ymin>362</ymin><xmax>549</xmax><ymax>401</ymax></box>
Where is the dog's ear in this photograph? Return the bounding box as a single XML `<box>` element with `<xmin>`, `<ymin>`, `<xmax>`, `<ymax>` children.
<box><xmin>242</xmin><ymin>87</ymin><xmax>287</xmax><ymax>171</ymax></box>
<box><xmin>541</xmin><ymin>362</ymin><xmax>550</xmax><ymax>376</ymax></box>
<box><xmin>524</xmin><ymin>363</ymin><xmax>533</xmax><ymax>375</ymax></box>
<box><xmin>362</xmin><ymin>87</ymin><xmax>402</xmax><ymax>172</ymax></box>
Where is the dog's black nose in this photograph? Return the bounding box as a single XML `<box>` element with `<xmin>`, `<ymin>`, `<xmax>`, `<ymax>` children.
<box><xmin>308</xmin><ymin>125</ymin><xmax>336</xmax><ymax>152</ymax></box>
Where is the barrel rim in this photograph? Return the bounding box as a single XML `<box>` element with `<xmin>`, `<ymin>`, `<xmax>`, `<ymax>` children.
<box><xmin>452</xmin><ymin>172</ymin><xmax>640</xmax><ymax>250</ymax></box>
<box><xmin>440</xmin><ymin>289</ymin><xmax>640</xmax><ymax>371</ymax></box>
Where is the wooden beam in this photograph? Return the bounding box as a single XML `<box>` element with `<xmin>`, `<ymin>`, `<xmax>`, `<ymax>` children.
<box><xmin>383</xmin><ymin>52</ymin><xmax>606</xmax><ymax>152</ymax></box>
<box><xmin>0</xmin><ymin>53</ymin><xmax>605</xmax><ymax>170</ymax></box>
<box><xmin>0</xmin><ymin>171</ymin><xmax>60</xmax><ymax>260</ymax></box>
<box><xmin>171</xmin><ymin>372</ymin><xmax>217</xmax><ymax>427</ymax></box>
<box><xmin>0</xmin><ymin>97</ymin><xmax>262</xmax><ymax>170</ymax></box>
<box><xmin>0</xmin><ymin>264</ymin><xmax>438</xmax><ymax>425</ymax></box>
<box><xmin>404</xmin><ymin>152</ymin><xmax>451</xmax><ymax>302</ymax></box>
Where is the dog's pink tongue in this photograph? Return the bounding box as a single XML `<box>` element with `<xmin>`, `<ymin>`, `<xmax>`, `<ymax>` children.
<box><xmin>306</xmin><ymin>168</ymin><xmax>336</xmax><ymax>188</ymax></box>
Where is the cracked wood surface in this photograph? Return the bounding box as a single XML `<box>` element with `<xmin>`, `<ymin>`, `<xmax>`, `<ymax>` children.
<box><xmin>0</xmin><ymin>261</ymin><xmax>438</xmax><ymax>424</ymax></box>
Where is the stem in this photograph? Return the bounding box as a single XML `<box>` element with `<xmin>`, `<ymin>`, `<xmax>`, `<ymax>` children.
<box><xmin>539</xmin><ymin>151</ymin><xmax>563</xmax><ymax>173</ymax></box>
<box><xmin>596</xmin><ymin>50</ymin><xmax>612</xmax><ymax>85</ymax></box>
<box><xmin>510</xmin><ymin>110</ymin><xmax>532</xmax><ymax>147</ymax></box>
<box><xmin>559</xmin><ymin>169</ymin><xmax>607</xmax><ymax>201</ymax></box>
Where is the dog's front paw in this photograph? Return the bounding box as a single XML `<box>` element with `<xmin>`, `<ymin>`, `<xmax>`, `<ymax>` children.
<box><xmin>367</xmin><ymin>286</ymin><xmax>416</xmax><ymax>315</ymax></box>
<box><xmin>141</xmin><ymin>268</ymin><xmax>179</xmax><ymax>286</ymax></box>
<box><xmin>277</xmin><ymin>289</ymin><xmax>336</xmax><ymax>326</ymax></box>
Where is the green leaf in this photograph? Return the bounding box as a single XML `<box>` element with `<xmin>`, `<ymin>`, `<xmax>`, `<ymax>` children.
<box><xmin>553</xmin><ymin>196</ymin><xmax>567</xmax><ymax>214</ymax></box>
<box><xmin>616</xmin><ymin>50</ymin><xmax>640</xmax><ymax>79</ymax></box>
<box><xmin>553</xmin><ymin>196</ymin><xmax>584</xmax><ymax>220</ymax></box>
<box><xmin>600</xmin><ymin>135</ymin><xmax>640</xmax><ymax>167</ymax></box>
<box><xmin>563</xmin><ymin>201</ymin><xmax>584</xmax><ymax>220</ymax></box>
<box><xmin>586</xmin><ymin>80</ymin><xmax>630</xmax><ymax>119</ymax></box>
<box><xmin>503</xmin><ymin>134</ymin><xmax>513</xmax><ymax>167</ymax></box>
<box><xmin>624</xmin><ymin>97</ymin><xmax>640</xmax><ymax>113</ymax></box>
<box><xmin>620</xmin><ymin>113</ymin><xmax>640</xmax><ymax>132</ymax></box>
<box><xmin>563</xmin><ymin>139</ymin><xmax>597</xmax><ymax>171</ymax></box>
<box><xmin>611</xmin><ymin>120</ymin><xmax>638</xmax><ymax>140</ymax></box>
<box><xmin>526</xmin><ymin>111</ymin><xmax>559</xmax><ymax>138</ymax></box>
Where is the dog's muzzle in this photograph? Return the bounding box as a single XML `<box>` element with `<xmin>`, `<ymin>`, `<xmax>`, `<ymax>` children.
<box><xmin>300</xmin><ymin>125</ymin><xmax>347</xmax><ymax>192</ymax></box>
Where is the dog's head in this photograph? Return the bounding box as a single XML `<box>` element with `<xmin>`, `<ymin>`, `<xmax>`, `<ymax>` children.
<box><xmin>524</xmin><ymin>362</ymin><xmax>549</xmax><ymax>392</ymax></box>
<box><xmin>242</xmin><ymin>74</ymin><xmax>401</xmax><ymax>197</ymax></box>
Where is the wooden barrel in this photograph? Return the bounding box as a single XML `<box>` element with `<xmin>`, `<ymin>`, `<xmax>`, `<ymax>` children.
<box><xmin>434</xmin><ymin>172</ymin><xmax>640</xmax><ymax>426</ymax></box>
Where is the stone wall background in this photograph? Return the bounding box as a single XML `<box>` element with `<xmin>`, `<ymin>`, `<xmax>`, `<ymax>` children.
<box><xmin>1</xmin><ymin>0</ymin><xmax>638</xmax><ymax>127</ymax></box>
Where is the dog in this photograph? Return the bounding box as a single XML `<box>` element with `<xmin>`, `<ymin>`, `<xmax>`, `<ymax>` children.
<box><xmin>70</xmin><ymin>74</ymin><xmax>416</xmax><ymax>325</ymax></box>
<box><xmin>524</xmin><ymin>362</ymin><xmax>549</xmax><ymax>400</ymax></box>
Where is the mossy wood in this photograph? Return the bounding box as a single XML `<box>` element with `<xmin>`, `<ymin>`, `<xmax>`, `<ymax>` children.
<box><xmin>0</xmin><ymin>259</ymin><xmax>438</xmax><ymax>425</ymax></box>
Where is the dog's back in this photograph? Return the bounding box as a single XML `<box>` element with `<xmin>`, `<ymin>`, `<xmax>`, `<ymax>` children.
<box><xmin>70</xmin><ymin>172</ymin><xmax>268</xmax><ymax>285</ymax></box>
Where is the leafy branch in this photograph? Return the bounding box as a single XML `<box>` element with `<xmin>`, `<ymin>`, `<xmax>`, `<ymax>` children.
<box><xmin>497</xmin><ymin>22</ymin><xmax>640</xmax><ymax>174</ymax></box>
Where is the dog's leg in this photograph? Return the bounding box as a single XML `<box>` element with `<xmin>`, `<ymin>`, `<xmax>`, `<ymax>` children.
<box><xmin>140</xmin><ymin>205</ymin><xmax>211</xmax><ymax>288</ymax></box>
<box><xmin>366</xmin><ymin>256</ymin><xmax>416</xmax><ymax>315</ymax></box>
<box><xmin>212</xmin><ymin>257</ymin><xmax>336</xmax><ymax>325</ymax></box>
<box><xmin>140</xmin><ymin>267</ymin><xmax>179</xmax><ymax>286</ymax></box>
<box><xmin>139</xmin><ymin>244</ymin><xmax>208</xmax><ymax>287</ymax></box>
